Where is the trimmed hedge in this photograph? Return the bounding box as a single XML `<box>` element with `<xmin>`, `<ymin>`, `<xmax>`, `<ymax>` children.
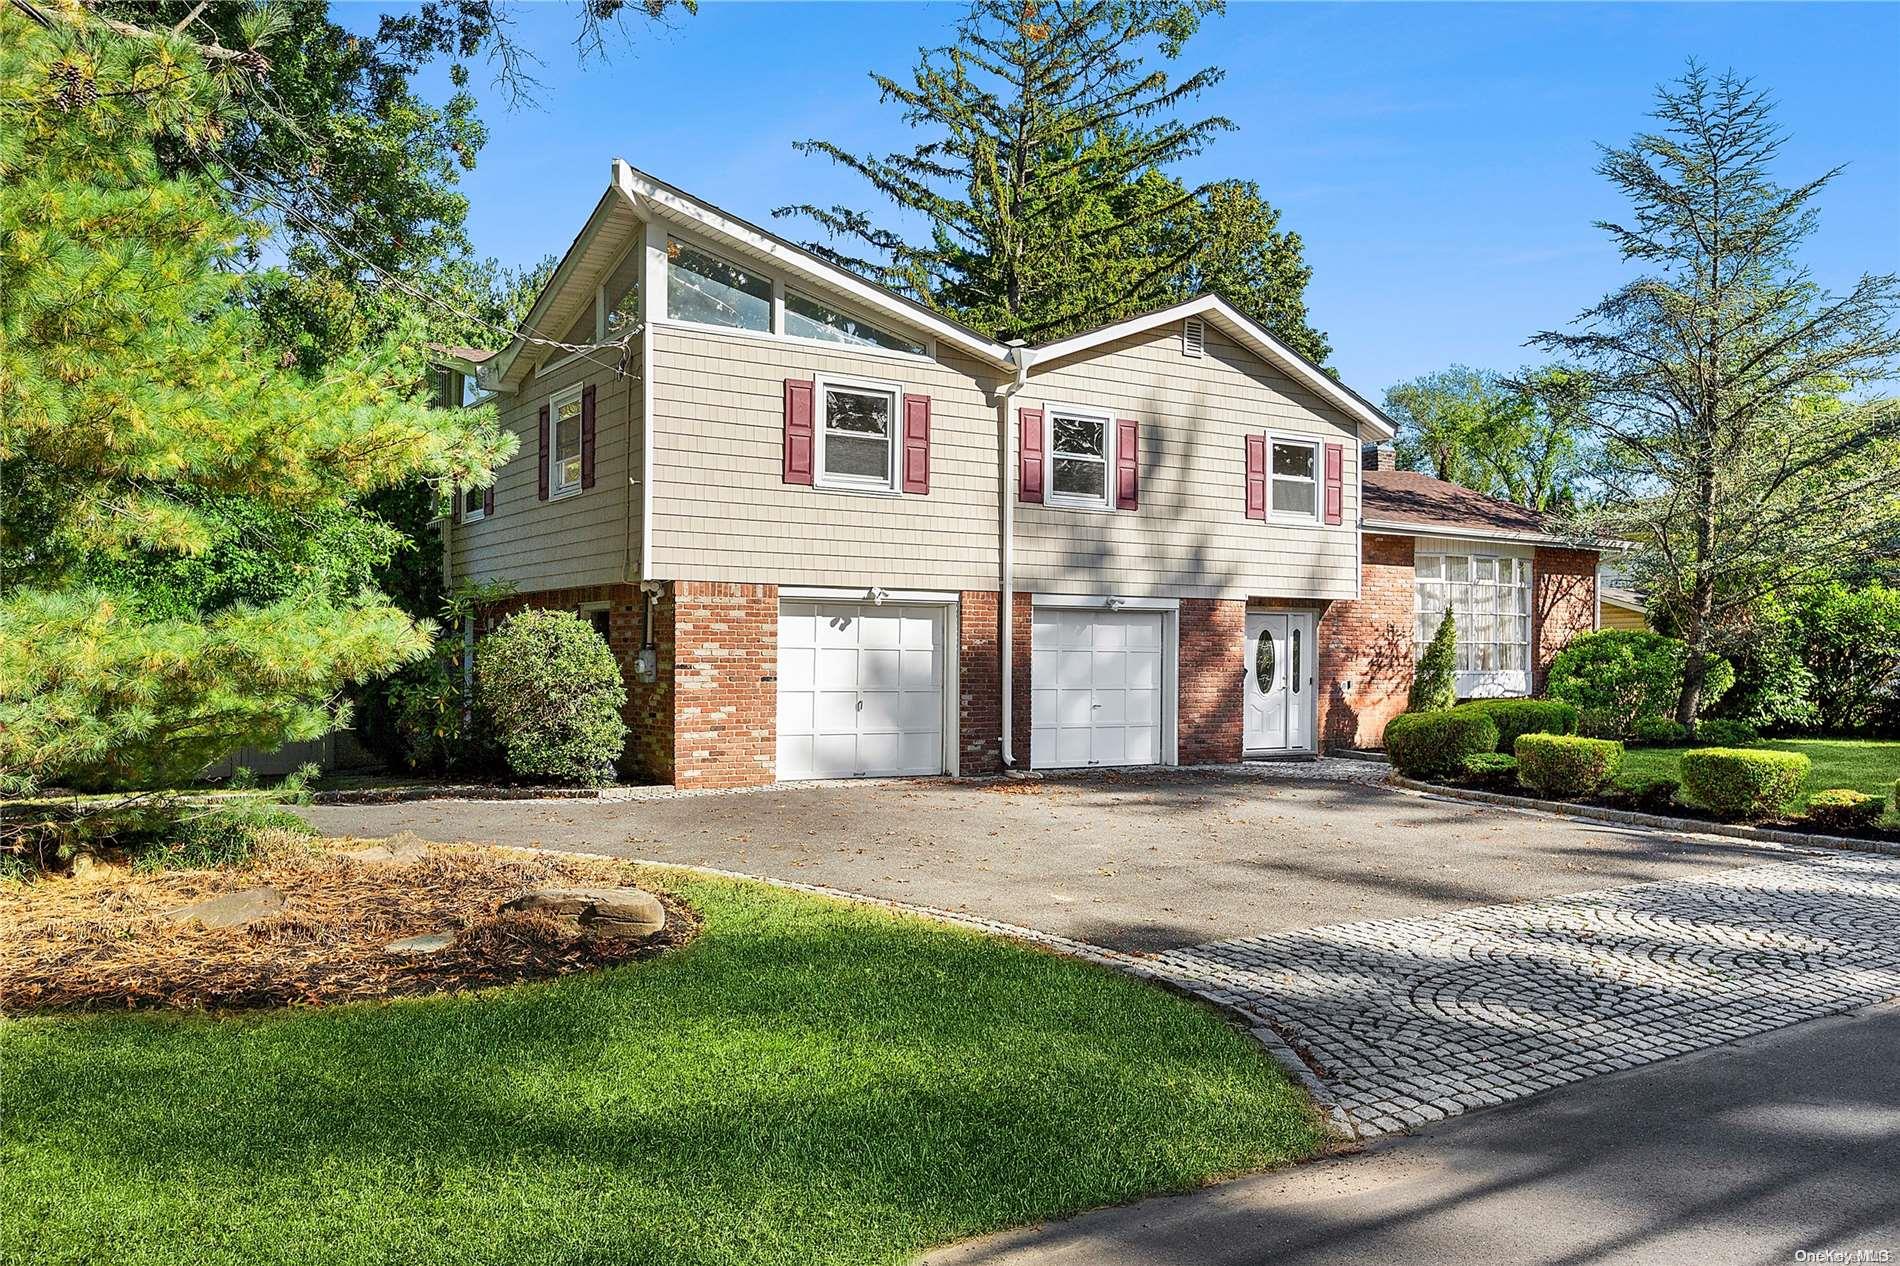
<box><xmin>1450</xmin><ymin>699</ymin><xmax>1580</xmax><ymax>749</ymax></box>
<box><xmin>1461</xmin><ymin>752</ymin><xmax>1519</xmax><ymax>787</ymax></box>
<box><xmin>1629</xmin><ymin>716</ymin><xmax>1688</xmax><ymax>747</ymax></box>
<box><xmin>1514</xmin><ymin>734</ymin><xmax>1624</xmax><ymax>798</ymax></box>
<box><xmin>1385</xmin><ymin>710</ymin><xmax>1500</xmax><ymax>778</ymax></box>
<box><xmin>1805</xmin><ymin>788</ymin><xmax>1883</xmax><ymax>834</ymax></box>
<box><xmin>1692</xmin><ymin>718</ymin><xmax>1758</xmax><ymax>747</ymax></box>
<box><xmin>1679</xmin><ymin>748</ymin><xmax>1810</xmax><ymax>820</ymax></box>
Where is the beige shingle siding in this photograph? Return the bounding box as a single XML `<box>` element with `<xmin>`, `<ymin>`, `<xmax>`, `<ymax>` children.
<box><xmin>450</xmin><ymin>344</ymin><xmax>640</xmax><ymax>590</ymax></box>
<box><xmin>1018</xmin><ymin>323</ymin><xmax>1362</xmax><ymax>600</ymax></box>
<box><xmin>646</xmin><ymin>324</ymin><xmax>1004</xmax><ymax>590</ymax></box>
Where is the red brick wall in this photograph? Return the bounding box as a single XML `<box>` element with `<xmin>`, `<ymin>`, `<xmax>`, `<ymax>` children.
<box><xmin>624</xmin><ymin>587</ymin><xmax>675</xmax><ymax>784</ymax></box>
<box><xmin>1010</xmin><ymin>591</ymin><xmax>1033</xmax><ymax>768</ymax></box>
<box><xmin>1533</xmin><ymin>546</ymin><xmax>1598</xmax><ymax>691</ymax></box>
<box><xmin>1179</xmin><ymin>598</ymin><xmax>1245</xmax><ymax>765</ymax></box>
<box><xmin>670</xmin><ymin>581</ymin><xmax>778</xmax><ymax>789</ymax></box>
<box><xmin>1315</xmin><ymin>534</ymin><xmax>1417</xmax><ymax>748</ymax></box>
<box><xmin>958</xmin><ymin>590</ymin><xmax>1003</xmax><ymax>775</ymax></box>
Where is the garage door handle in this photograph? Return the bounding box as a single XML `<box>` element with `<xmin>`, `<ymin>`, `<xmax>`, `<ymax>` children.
<box><xmin>856</xmin><ymin>699</ymin><xmax>864</xmax><ymax>711</ymax></box>
<box><xmin>1091</xmin><ymin>703</ymin><xmax>1103</xmax><ymax>709</ymax></box>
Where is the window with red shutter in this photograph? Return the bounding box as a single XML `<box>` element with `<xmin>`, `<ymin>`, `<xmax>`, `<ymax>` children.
<box><xmin>1323</xmin><ymin>442</ymin><xmax>1344</xmax><ymax>525</ymax></box>
<box><xmin>1244</xmin><ymin>434</ymin><xmax>1266</xmax><ymax>520</ymax></box>
<box><xmin>580</xmin><ymin>383</ymin><xmax>597</xmax><ymax>490</ymax></box>
<box><xmin>783</xmin><ymin>378</ymin><xmax>815</xmax><ymax>485</ymax></box>
<box><xmin>902</xmin><ymin>394</ymin><xmax>931</xmax><ymax>494</ymax></box>
<box><xmin>1018</xmin><ymin>407</ymin><xmax>1044</xmax><ymax>504</ymax></box>
<box><xmin>1115</xmin><ymin>419</ymin><xmax>1139</xmax><ymax>510</ymax></box>
<box><xmin>536</xmin><ymin>404</ymin><xmax>550</xmax><ymax>501</ymax></box>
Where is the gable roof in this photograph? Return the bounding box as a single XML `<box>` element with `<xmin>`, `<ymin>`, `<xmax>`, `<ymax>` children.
<box><xmin>1025</xmin><ymin>295</ymin><xmax>1397</xmax><ymax>440</ymax></box>
<box><xmin>1361</xmin><ymin>469</ymin><xmax>1572</xmax><ymax>544</ymax></box>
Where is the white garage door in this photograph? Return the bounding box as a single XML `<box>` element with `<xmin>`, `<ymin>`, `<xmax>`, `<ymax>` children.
<box><xmin>777</xmin><ymin>601</ymin><xmax>946</xmax><ymax>780</ymax></box>
<box><xmin>1030</xmin><ymin>609</ymin><xmax>1166</xmax><ymax>769</ymax></box>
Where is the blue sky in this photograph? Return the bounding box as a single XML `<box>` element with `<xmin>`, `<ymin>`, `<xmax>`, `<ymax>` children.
<box><xmin>343</xmin><ymin>2</ymin><xmax>1899</xmax><ymax>396</ymax></box>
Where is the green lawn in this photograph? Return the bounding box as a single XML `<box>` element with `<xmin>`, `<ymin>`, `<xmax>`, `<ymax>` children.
<box><xmin>0</xmin><ymin>872</ymin><xmax>1320</xmax><ymax>1266</ymax></box>
<box><xmin>1619</xmin><ymin>737</ymin><xmax>1900</xmax><ymax>819</ymax></box>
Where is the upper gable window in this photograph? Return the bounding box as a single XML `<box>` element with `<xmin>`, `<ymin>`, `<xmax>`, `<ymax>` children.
<box><xmin>1049</xmin><ymin>409</ymin><xmax>1113</xmax><ymax>509</ymax></box>
<box><xmin>785</xmin><ymin>290</ymin><xmax>925</xmax><ymax>356</ymax></box>
<box><xmin>603</xmin><ymin>247</ymin><xmax>641</xmax><ymax>342</ymax></box>
<box><xmin>817</xmin><ymin>379</ymin><xmax>898</xmax><ymax>492</ymax></box>
<box><xmin>1270</xmin><ymin>438</ymin><xmax>1318</xmax><ymax>518</ymax></box>
<box><xmin>667</xmin><ymin>239</ymin><xmax>770</xmax><ymax>332</ymax></box>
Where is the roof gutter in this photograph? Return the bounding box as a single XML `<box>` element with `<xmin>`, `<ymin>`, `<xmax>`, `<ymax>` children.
<box><xmin>1359</xmin><ymin>519</ymin><xmax>1619</xmax><ymax>549</ymax></box>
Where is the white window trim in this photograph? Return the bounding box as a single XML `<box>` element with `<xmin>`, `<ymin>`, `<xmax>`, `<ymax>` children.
<box><xmin>1266</xmin><ymin>432</ymin><xmax>1323</xmax><ymax>524</ymax></box>
<box><xmin>459</xmin><ymin>484</ymin><xmax>486</xmax><ymax>524</ymax></box>
<box><xmin>547</xmin><ymin>383</ymin><xmax>585</xmax><ymax>499</ymax></box>
<box><xmin>813</xmin><ymin>373</ymin><xmax>903</xmax><ymax>496</ymax></box>
<box><xmin>1415</xmin><ymin>545</ymin><xmax>1535</xmax><ymax>697</ymax></box>
<box><xmin>1043</xmin><ymin>402</ymin><xmax>1117</xmax><ymax>512</ymax></box>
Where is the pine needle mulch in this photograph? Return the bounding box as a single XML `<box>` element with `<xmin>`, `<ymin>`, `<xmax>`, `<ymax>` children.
<box><xmin>0</xmin><ymin>836</ymin><xmax>698</xmax><ymax>1013</ymax></box>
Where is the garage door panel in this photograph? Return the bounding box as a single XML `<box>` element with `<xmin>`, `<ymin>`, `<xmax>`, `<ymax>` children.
<box><xmin>1092</xmin><ymin>650</ymin><xmax>1126</xmax><ymax>686</ymax></box>
<box><xmin>900</xmin><ymin>614</ymin><xmax>936</xmax><ymax>649</ymax></box>
<box><xmin>777</xmin><ymin>600</ymin><xmax>947</xmax><ymax>782</ymax></box>
<box><xmin>900</xmin><ymin>649</ymin><xmax>936</xmax><ymax>688</ymax></box>
<box><xmin>813</xmin><ymin>733</ymin><xmax>856</xmax><ymax>777</ymax></box>
<box><xmin>861</xmin><ymin>647</ymin><xmax>902</xmax><ymax>689</ymax></box>
<box><xmin>780</xmin><ymin>610</ymin><xmax>816</xmax><ymax>645</ymax></box>
<box><xmin>1057</xmin><ymin>653</ymin><xmax>1091</xmax><ymax>688</ymax></box>
<box><xmin>1056</xmin><ymin>687</ymin><xmax>1092</xmax><ymax>726</ymax></box>
<box><xmin>858</xmin><ymin>730</ymin><xmax>900</xmax><ymax>773</ymax></box>
<box><xmin>899</xmin><ymin>731</ymin><xmax>938</xmax><ymax>772</ymax></box>
<box><xmin>861</xmin><ymin>691</ymin><xmax>899</xmax><ymax>729</ymax></box>
<box><xmin>1128</xmin><ymin>652</ymin><xmax>1161</xmax><ymax>690</ymax></box>
<box><xmin>1032</xmin><ymin>609</ymin><xmax>1169</xmax><ymax>770</ymax></box>
<box><xmin>899</xmin><ymin>690</ymin><xmax>938</xmax><ymax>728</ymax></box>
<box><xmin>1127</xmin><ymin>619</ymin><xmax>1161</xmax><ymax>650</ymax></box>
<box><xmin>1126</xmin><ymin>726</ymin><xmax>1160</xmax><ymax>764</ymax></box>
<box><xmin>1056</xmin><ymin>726</ymin><xmax>1091</xmax><ymax>765</ymax></box>
<box><xmin>815</xmin><ymin>690</ymin><xmax>858</xmax><ymax>730</ymax></box>
<box><xmin>1127</xmin><ymin>688</ymin><xmax>1159</xmax><ymax>725</ymax></box>
<box><xmin>1090</xmin><ymin>726</ymin><xmax>1125</xmax><ymax>765</ymax></box>
<box><xmin>816</xmin><ymin>647</ymin><xmax>859</xmax><ymax>689</ymax></box>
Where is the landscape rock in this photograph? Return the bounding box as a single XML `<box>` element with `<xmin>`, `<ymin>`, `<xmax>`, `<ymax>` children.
<box><xmin>341</xmin><ymin>833</ymin><xmax>434</xmax><ymax>865</ymax></box>
<box><xmin>500</xmin><ymin>886</ymin><xmax>666</xmax><ymax>940</ymax></box>
<box><xmin>384</xmin><ymin>932</ymin><xmax>457</xmax><ymax>956</ymax></box>
<box><xmin>162</xmin><ymin>887</ymin><xmax>285</xmax><ymax>929</ymax></box>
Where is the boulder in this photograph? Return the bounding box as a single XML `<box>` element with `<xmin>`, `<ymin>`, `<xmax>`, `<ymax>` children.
<box><xmin>162</xmin><ymin>887</ymin><xmax>285</xmax><ymax>929</ymax></box>
<box><xmin>341</xmin><ymin>833</ymin><xmax>434</xmax><ymax>865</ymax></box>
<box><xmin>500</xmin><ymin>886</ymin><xmax>666</xmax><ymax>940</ymax></box>
<box><xmin>384</xmin><ymin>932</ymin><xmax>457</xmax><ymax>956</ymax></box>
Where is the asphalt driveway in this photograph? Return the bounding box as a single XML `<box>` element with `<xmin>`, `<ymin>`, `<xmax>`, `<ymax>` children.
<box><xmin>301</xmin><ymin>767</ymin><xmax>1787</xmax><ymax>952</ymax></box>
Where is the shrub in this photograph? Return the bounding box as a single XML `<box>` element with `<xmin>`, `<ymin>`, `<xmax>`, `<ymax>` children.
<box><xmin>1606</xmin><ymin>774</ymin><xmax>1682</xmax><ymax>815</ymax></box>
<box><xmin>1629</xmin><ymin>716</ymin><xmax>1689</xmax><ymax>747</ymax></box>
<box><xmin>1514</xmin><ymin>734</ymin><xmax>1624</xmax><ymax>798</ymax></box>
<box><xmin>1384</xmin><ymin>709</ymin><xmax>1500</xmax><ymax>779</ymax></box>
<box><xmin>1804</xmin><ymin>789</ymin><xmax>1883</xmax><ymax>834</ymax></box>
<box><xmin>1409</xmin><ymin>608</ymin><xmax>1457</xmax><ymax>713</ymax></box>
<box><xmin>1692</xmin><ymin>718</ymin><xmax>1758</xmax><ymax>747</ymax></box>
<box><xmin>475</xmin><ymin>609</ymin><xmax>629</xmax><ymax>785</ymax></box>
<box><xmin>1452</xmin><ymin>699</ymin><xmax>1580</xmax><ymax>749</ymax></box>
<box><xmin>1679</xmin><ymin>748</ymin><xmax>1810</xmax><ymax>820</ymax></box>
<box><xmin>1545</xmin><ymin>629</ymin><xmax>1732</xmax><ymax>739</ymax></box>
<box><xmin>134</xmin><ymin>802</ymin><xmax>317</xmax><ymax>872</ymax></box>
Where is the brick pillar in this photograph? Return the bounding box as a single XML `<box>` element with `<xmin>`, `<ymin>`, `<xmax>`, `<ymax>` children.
<box><xmin>1010</xmin><ymin>591</ymin><xmax>1033</xmax><ymax>768</ymax></box>
<box><xmin>1315</xmin><ymin>533</ymin><xmax>1417</xmax><ymax>748</ymax></box>
<box><xmin>623</xmin><ymin>586</ymin><xmax>676</xmax><ymax>785</ymax></box>
<box><xmin>671</xmin><ymin>581</ymin><xmax>778</xmax><ymax>789</ymax></box>
<box><xmin>1532</xmin><ymin>547</ymin><xmax>1598</xmax><ymax>692</ymax></box>
<box><xmin>957</xmin><ymin>591</ymin><xmax>1003</xmax><ymax>775</ymax></box>
<box><xmin>1178</xmin><ymin>597</ymin><xmax>1245</xmax><ymax>765</ymax></box>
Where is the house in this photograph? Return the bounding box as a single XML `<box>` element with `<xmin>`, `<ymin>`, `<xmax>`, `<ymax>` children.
<box><xmin>432</xmin><ymin>161</ymin><xmax>1604</xmax><ymax>786</ymax></box>
<box><xmin>1597</xmin><ymin>562</ymin><xmax>1652</xmax><ymax>632</ymax></box>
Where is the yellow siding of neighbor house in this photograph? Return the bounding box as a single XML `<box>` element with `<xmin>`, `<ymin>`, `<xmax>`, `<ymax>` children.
<box><xmin>645</xmin><ymin>323</ymin><xmax>1003</xmax><ymax>591</ymax></box>
<box><xmin>449</xmin><ymin>344</ymin><xmax>639</xmax><ymax>591</ymax></box>
<box><xmin>1017</xmin><ymin>323</ymin><xmax>1363</xmax><ymax>600</ymax></box>
<box><xmin>1600</xmin><ymin>602</ymin><xmax>1648</xmax><ymax>632</ymax></box>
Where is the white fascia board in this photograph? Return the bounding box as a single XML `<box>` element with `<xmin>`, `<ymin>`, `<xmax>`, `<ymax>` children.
<box><xmin>1361</xmin><ymin>519</ymin><xmax>1585</xmax><ymax>548</ymax></box>
<box><xmin>1028</xmin><ymin>295</ymin><xmax>1397</xmax><ymax>440</ymax></box>
<box><xmin>613</xmin><ymin>161</ymin><xmax>1012</xmax><ymax>369</ymax></box>
<box><xmin>488</xmin><ymin>187</ymin><xmax>629</xmax><ymax>390</ymax></box>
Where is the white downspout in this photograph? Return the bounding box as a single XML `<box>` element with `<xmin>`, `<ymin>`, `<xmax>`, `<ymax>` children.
<box><xmin>998</xmin><ymin>342</ymin><xmax>1031</xmax><ymax>768</ymax></box>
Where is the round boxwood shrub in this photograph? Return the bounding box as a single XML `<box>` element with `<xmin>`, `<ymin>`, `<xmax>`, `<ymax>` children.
<box><xmin>1629</xmin><ymin>716</ymin><xmax>1688</xmax><ymax>747</ymax></box>
<box><xmin>1691</xmin><ymin>717</ymin><xmax>1758</xmax><ymax>747</ymax></box>
<box><xmin>475</xmin><ymin>609</ymin><xmax>629</xmax><ymax>785</ymax></box>
<box><xmin>1679</xmin><ymin>748</ymin><xmax>1809</xmax><ymax>820</ymax></box>
<box><xmin>1514</xmin><ymin>734</ymin><xmax>1624</xmax><ymax>798</ymax></box>
<box><xmin>1805</xmin><ymin>788</ymin><xmax>1883</xmax><ymax>834</ymax></box>
<box><xmin>1384</xmin><ymin>709</ymin><xmax>1500</xmax><ymax>779</ymax></box>
<box><xmin>1451</xmin><ymin>699</ymin><xmax>1580</xmax><ymax>749</ymax></box>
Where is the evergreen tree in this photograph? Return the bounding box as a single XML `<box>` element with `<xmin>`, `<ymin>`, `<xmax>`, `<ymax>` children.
<box><xmin>1409</xmin><ymin>609</ymin><xmax>1458</xmax><ymax>713</ymax></box>
<box><xmin>0</xmin><ymin>6</ymin><xmax>512</xmax><ymax>792</ymax></box>
<box><xmin>1533</xmin><ymin>64</ymin><xmax>1900</xmax><ymax>724</ymax></box>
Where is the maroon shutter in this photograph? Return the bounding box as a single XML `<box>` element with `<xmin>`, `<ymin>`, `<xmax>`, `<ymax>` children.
<box><xmin>580</xmin><ymin>383</ymin><xmax>597</xmax><ymax>490</ymax></box>
<box><xmin>1244</xmin><ymin>434</ymin><xmax>1266</xmax><ymax>520</ymax></box>
<box><xmin>783</xmin><ymin>378</ymin><xmax>815</xmax><ymax>485</ymax></box>
<box><xmin>452</xmin><ymin>485</ymin><xmax>463</xmax><ymax>524</ymax></box>
<box><xmin>1323</xmin><ymin>441</ymin><xmax>1344</xmax><ymax>525</ymax></box>
<box><xmin>1115</xmin><ymin>419</ymin><xmax>1139</xmax><ymax>510</ymax></box>
<box><xmin>483</xmin><ymin>483</ymin><xmax>495</xmax><ymax>518</ymax></box>
<box><xmin>536</xmin><ymin>404</ymin><xmax>550</xmax><ymax>502</ymax></box>
<box><xmin>901</xmin><ymin>394</ymin><xmax>931</xmax><ymax>494</ymax></box>
<box><xmin>1018</xmin><ymin>407</ymin><xmax>1044</xmax><ymax>504</ymax></box>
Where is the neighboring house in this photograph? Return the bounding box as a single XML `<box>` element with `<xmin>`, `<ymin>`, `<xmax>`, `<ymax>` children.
<box><xmin>1596</xmin><ymin>561</ymin><xmax>1652</xmax><ymax>632</ymax></box>
<box><xmin>431</xmin><ymin>161</ymin><xmax>1601</xmax><ymax>786</ymax></box>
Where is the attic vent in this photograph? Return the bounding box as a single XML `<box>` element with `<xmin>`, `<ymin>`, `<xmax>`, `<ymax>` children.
<box><xmin>1182</xmin><ymin>316</ymin><xmax>1205</xmax><ymax>359</ymax></box>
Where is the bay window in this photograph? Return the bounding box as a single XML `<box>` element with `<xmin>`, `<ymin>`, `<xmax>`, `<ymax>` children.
<box><xmin>1416</xmin><ymin>548</ymin><xmax>1533</xmax><ymax>694</ymax></box>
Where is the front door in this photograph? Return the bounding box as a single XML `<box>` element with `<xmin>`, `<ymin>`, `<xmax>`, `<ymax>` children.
<box><xmin>1243</xmin><ymin>612</ymin><xmax>1314</xmax><ymax>753</ymax></box>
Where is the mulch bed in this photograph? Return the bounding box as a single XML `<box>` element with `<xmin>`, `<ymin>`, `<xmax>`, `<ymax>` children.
<box><xmin>0</xmin><ymin>836</ymin><xmax>698</xmax><ymax>1013</ymax></box>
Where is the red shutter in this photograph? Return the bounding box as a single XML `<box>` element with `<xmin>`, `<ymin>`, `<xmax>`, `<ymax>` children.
<box><xmin>783</xmin><ymin>378</ymin><xmax>814</xmax><ymax>485</ymax></box>
<box><xmin>1018</xmin><ymin>407</ymin><xmax>1044</xmax><ymax>504</ymax></box>
<box><xmin>1324</xmin><ymin>441</ymin><xmax>1344</xmax><ymax>525</ymax></box>
<box><xmin>1115</xmin><ymin>419</ymin><xmax>1139</xmax><ymax>511</ymax></box>
<box><xmin>1244</xmin><ymin>434</ymin><xmax>1266</xmax><ymax>520</ymax></box>
<box><xmin>483</xmin><ymin>483</ymin><xmax>495</xmax><ymax>518</ymax></box>
<box><xmin>901</xmin><ymin>394</ymin><xmax>931</xmax><ymax>495</ymax></box>
<box><xmin>452</xmin><ymin>485</ymin><xmax>462</xmax><ymax>524</ymax></box>
<box><xmin>536</xmin><ymin>404</ymin><xmax>550</xmax><ymax>502</ymax></box>
<box><xmin>580</xmin><ymin>383</ymin><xmax>597</xmax><ymax>490</ymax></box>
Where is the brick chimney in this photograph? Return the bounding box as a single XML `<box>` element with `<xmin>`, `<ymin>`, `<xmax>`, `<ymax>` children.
<box><xmin>1362</xmin><ymin>441</ymin><xmax>1397</xmax><ymax>471</ymax></box>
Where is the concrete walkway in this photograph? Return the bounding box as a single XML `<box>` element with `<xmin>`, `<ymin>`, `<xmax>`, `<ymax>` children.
<box><xmin>925</xmin><ymin>1000</ymin><xmax>1900</xmax><ymax>1266</ymax></box>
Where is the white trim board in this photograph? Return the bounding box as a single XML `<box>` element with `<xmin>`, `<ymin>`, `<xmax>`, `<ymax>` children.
<box><xmin>1031</xmin><ymin>593</ymin><xmax>1181</xmax><ymax>612</ymax></box>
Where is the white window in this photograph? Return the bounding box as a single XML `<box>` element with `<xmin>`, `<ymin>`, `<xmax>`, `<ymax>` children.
<box><xmin>578</xmin><ymin>602</ymin><xmax>612</xmax><ymax>643</ymax></box>
<box><xmin>785</xmin><ymin>289</ymin><xmax>924</xmax><ymax>355</ymax></box>
<box><xmin>1270</xmin><ymin>438</ymin><xmax>1319</xmax><ymax>519</ymax></box>
<box><xmin>460</xmin><ymin>484</ymin><xmax>485</xmax><ymax>522</ymax></box>
<box><xmin>1416</xmin><ymin>550</ymin><xmax>1534</xmax><ymax>690</ymax></box>
<box><xmin>549</xmin><ymin>386</ymin><xmax>583</xmax><ymax>496</ymax></box>
<box><xmin>602</xmin><ymin>246</ymin><xmax>641</xmax><ymax>342</ymax></box>
<box><xmin>1047</xmin><ymin>408</ymin><xmax>1113</xmax><ymax>509</ymax></box>
<box><xmin>816</xmin><ymin>378</ymin><xmax>898</xmax><ymax>491</ymax></box>
<box><xmin>666</xmin><ymin>238</ymin><xmax>770</xmax><ymax>332</ymax></box>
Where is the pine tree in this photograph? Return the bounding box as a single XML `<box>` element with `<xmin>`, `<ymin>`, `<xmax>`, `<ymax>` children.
<box><xmin>0</xmin><ymin>7</ymin><xmax>512</xmax><ymax>793</ymax></box>
<box><xmin>1409</xmin><ymin>609</ymin><xmax>1458</xmax><ymax>713</ymax></box>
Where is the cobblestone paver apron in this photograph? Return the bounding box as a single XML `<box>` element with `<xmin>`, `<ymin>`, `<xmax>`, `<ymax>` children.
<box><xmin>1145</xmin><ymin>851</ymin><xmax>1900</xmax><ymax>1137</ymax></box>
